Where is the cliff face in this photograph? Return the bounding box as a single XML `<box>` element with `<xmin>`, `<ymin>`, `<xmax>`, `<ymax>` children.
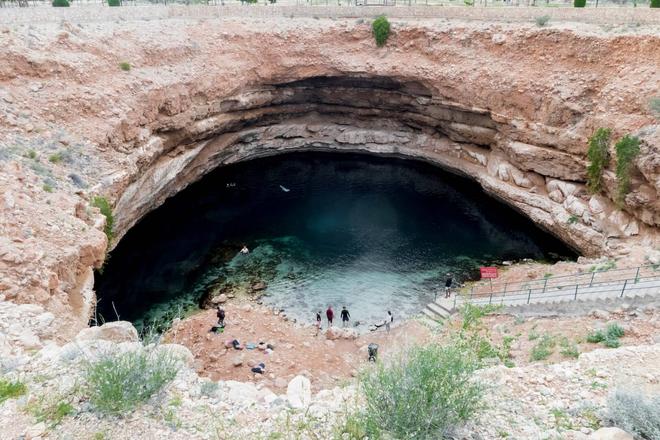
<box><xmin>0</xmin><ymin>16</ymin><xmax>659</xmax><ymax>335</ymax></box>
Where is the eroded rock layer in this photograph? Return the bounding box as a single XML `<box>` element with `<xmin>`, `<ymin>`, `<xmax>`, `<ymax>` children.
<box><xmin>0</xmin><ymin>16</ymin><xmax>659</xmax><ymax>336</ymax></box>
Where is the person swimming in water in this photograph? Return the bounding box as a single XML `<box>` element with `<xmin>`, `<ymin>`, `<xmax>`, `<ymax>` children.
<box><xmin>240</xmin><ymin>245</ymin><xmax>249</xmax><ymax>254</ymax></box>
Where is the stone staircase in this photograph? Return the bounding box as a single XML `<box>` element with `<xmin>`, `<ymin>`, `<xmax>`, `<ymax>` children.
<box><xmin>421</xmin><ymin>297</ymin><xmax>455</xmax><ymax>322</ymax></box>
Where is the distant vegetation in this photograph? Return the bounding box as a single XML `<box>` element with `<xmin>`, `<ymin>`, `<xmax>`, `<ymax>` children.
<box><xmin>614</xmin><ymin>135</ymin><xmax>641</xmax><ymax>207</ymax></box>
<box><xmin>372</xmin><ymin>15</ymin><xmax>391</xmax><ymax>47</ymax></box>
<box><xmin>91</xmin><ymin>196</ymin><xmax>114</xmax><ymax>243</ymax></box>
<box><xmin>652</xmin><ymin>0</ymin><xmax>660</xmax><ymax>7</ymax></box>
<box><xmin>0</xmin><ymin>378</ymin><xmax>27</xmax><ymax>404</ymax></box>
<box><xmin>119</xmin><ymin>62</ymin><xmax>131</xmax><ymax>71</ymax></box>
<box><xmin>586</xmin><ymin>128</ymin><xmax>611</xmax><ymax>194</ymax></box>
<box><xmin>52</xmin><ymin>0</ymin><xmax>70</xmax><ymax>6</ymax></box>
<box><xmin>586</xmin><ymin>322</ymin><xmax>624</xmax><ymax>348</ymax></box>
<box><xmin>108</xmin><ymin>0</ymin><xmax>121</xmax><ymax>6</ymax></box>
<box><xmin>573</xmin><ymin>0</ymin><xmax>586</xmax><ymax>6</ymax></box>
<box><xmin>535</xmin><ymin>15</ymin><xmax>551</xmax><ymax>27</ymax></box>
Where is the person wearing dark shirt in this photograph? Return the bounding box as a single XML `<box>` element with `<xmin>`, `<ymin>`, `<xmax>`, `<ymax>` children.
<box><xmin>340</xmin><ymin>306</ymin><xmax>351</xmax><ymax>328</ymax></box>
<box><xmin>445</xmin><ymin>274</ymin><xmax>453</xmax><ymax>298</ymax></box>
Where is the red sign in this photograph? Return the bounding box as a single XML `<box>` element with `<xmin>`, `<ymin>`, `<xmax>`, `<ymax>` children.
<box><xmin>480</xmin><ymin>267</ymin><xmax>498</xmax><ymax>279</ymax></box>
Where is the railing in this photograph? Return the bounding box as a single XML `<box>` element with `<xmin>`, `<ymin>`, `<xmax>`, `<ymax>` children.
<box><xmin>453</xmin><ymin>264</ymin><xmax>660</xmax><ymax>309</ymax></box>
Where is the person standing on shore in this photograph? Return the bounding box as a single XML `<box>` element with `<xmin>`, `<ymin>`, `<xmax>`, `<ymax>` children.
<box><xmin>445</xmin><ymin>273</ymin><xmax>453</xmax><ymax>298</ymax></box>
<box><xmin>385</xmin><ymin>310</ymin><xmax>393</xmax><ymax>332</ymax></box>
<box><xmin>326</xmin><ymin>306</ymin><xmax>334</xmax><ymax>327</ymax></box>
<box><xmin>316</xmin><ymin>311</ymin><xmax>322</xmax><ymax>335</ymax></box>
<box><xmin>216</xmin><ymin>307</ymin><xmax>226</xmax><ymax>328</ymax></box>
<box><xmin>340</xmin><ymin>306</ymin><xmax>350</xmax><ymax>328</ymax></box>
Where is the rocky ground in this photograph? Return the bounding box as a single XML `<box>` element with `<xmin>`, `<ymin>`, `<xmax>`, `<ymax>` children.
<box><xmin>1</xmin><ymin>306</ymin><xmax>658</xmax><ymax>440</ymax></box>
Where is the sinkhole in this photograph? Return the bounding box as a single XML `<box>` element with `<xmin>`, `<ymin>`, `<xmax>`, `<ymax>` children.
<box><xmin>95</xmin><ymin>151</ymin><xmax>576</xmax><ymax>331</ymax></box>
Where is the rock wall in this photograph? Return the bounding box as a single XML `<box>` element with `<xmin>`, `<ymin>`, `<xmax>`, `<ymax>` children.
<box><xmin>0</xmin><ymin>15</ymin><xmax>659</xmax><ymax>335</ymax></box>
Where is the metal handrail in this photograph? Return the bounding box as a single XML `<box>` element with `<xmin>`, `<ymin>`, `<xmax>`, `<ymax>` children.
<box><xmin>453</xmin><ymin>269</ymin><xmax>660</xmax><ymax>309</ymax></box>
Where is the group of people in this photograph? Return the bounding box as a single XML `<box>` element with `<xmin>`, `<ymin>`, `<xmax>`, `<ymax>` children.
<box><xmin>317</xmin><ymin>306</ymin><xmax>394</xmax><ymax>333</ymax></box>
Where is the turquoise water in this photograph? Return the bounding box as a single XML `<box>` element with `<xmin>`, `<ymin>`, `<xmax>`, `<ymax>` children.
<box><xmin>95</xmin><ymin>152</ymin><xmax>575</xmax><ymax>331</ymax></box>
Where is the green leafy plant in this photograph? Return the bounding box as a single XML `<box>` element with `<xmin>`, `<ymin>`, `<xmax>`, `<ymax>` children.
<box><xmin>91</xmin><ymin>196</ymin><xmax>114</xmax><ymax>242</ymax></box>
<box><xmin>586</xmin><ymin>330</ymin><xmax>605</xmax><ymax>343</ymax></box>
<box><xmin>535</xmin><ymin>15</ymin><xmax>550</xmax><ymax>27</ymax></box>
<box><xmin>530</xmin><ymin>334</ymin><xmax>555</xmax><ymax>361</ymax></box>
<box><xmin>108</xmin><ymin>0</ymin><xmax>121</xmax><ymax>5</ymax></box>
<box><xmin>85</xmin><ymin>348</ymin><xmax>179</xmax><ymax>414</ymax></box>
<box><xmin>200</xmin><ymin>380</ymin><xmax>219</xmax><ymax>397</ymax></box>
<box><xmin>0</xmin><ymin>378</ymin><xmax>27</xmax><ymax>404</ymax></box>
<box><xmin>25</xmin><ymin>150</ymin><xmax>38</xmax><ymax>160</ymax></box>
<box><xmin>573</xmin><ymin>0</ymin><xmax>586</xmax><ymax>6</ymax></box>
<box><xmin>48</xmin><ymin>152</ymin><xmax>64</xmax><ymax>163</ymax></box>
<box><xmin>607</xmin><ymin>389</ymin><xmax>660</xmax><ymax>440</ymax></box>
<box><xmin>119</xmin><ymin>62</ymin><xmax>131</xmax><ymax>71</ymax></box>
<box><xmin>372</xmin><ymin>16</ymin><xmax>391</xmax><ymax>47</ymax></box>
<box><xmin>606</xmin><ymin>323</ymin><xmax>625</xmax><ymax>339</ymax></box>
<box><xmin>43</xmin><ymin>184</ymin><xmax>54</xmax><ymax>193</ymax></box>
<box><xmin>357</xmin><ymin>343</ymin><xmax>483</xmax><ymax>439</ymax></box>
<box><xmin>651</xmin><ymin>0</ymin><xmax>660</xmax><ymax>8</ymax></box>
<box><xmin>26</xmin><ymin>398</ymin><xmax>75</xmax><ymax>428</ymax></box>
<box><xmin>559</xmin><ymin>337</ymin><xmax>580</xmax><ymax>359</ymax></box>
<box><xmin>52</xmin><ymin>0</ymin><xmax>70</xmax><ymax>6</ymax></box>
<box><xmin>568</xmin><ymin>215</ymin><xmax>579</xmax><ymax>225</ymax></box>
<box><xmin>614</xmin><ymin>135</ymin><xmax>641</xmax><ymax>207</ymax></box>
<box><xmin>603</xmin><ymin>337</ymin><xmax>620</xmax><ymax>348</ymax></box>
<box><xmin>586</xmin><ymin>128</ymin><xmax>611</xmax><ymax>194</ymax></box>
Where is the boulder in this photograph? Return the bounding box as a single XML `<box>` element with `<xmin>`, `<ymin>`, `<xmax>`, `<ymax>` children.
<box><xmin>158</xmin><ymin>343</ymin><xmax>194</xmax><ymax>366</ymax></box>
<box><xmin>287</xmin><ymin>375</ymin><xmax>311</xmax><ymax>409</ymax></box>
<box><xmin>325</xmin><ymin>327</ymin><xmax>343</xmax><ymax>340</ymax></box>
<box><xmin>76</xmin><ymin>321</ymin><xmax>139</xmax><ymax>344</ymax></box>
<box><xmin>225</xmin><ymin>380</ymin><xmax>260</xmax><ymax>403</ymax></box>
<box><xmin>588</xmin><ymin>427</ymin><xmax>634</xmax><ymax>440</ymax></box>
<box><xmin>212</xmin><ymin>293</ymin><xmax>228</xmax><ymax>304</ymax></box>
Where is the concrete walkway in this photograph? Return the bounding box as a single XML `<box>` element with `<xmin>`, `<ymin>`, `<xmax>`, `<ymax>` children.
<box><xmin>422</xmin><ymin>275</ymin><xmax>660</xmax><ymax>321</ymax></box>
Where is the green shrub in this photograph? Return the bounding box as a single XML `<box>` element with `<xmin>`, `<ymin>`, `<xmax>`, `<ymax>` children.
<box><xmin>85</xmin><ymin>349</ymin><xmax>179</xmax><ymax>414</ymax></box>
<box><xmin>568</xmin><ymin>215</ymin><xmax>579</xmax><ymax>225</ymax></box>
<box><xmin>573</xmin><ymin>0</ymin><xmax>586</xmax><ymax>6</ymax></box>
<box><xmin>460</xmin><ymin>303</ymin><xmax>501</xmax><ymax>330</ymax></box>
<box><xmin>650</xmin><ymin>97</ymin><xmax>660</xmax><ymax>116</ymax></box>
<box><xmin>48</xmin><ymin>152</ymin><xmax>64</xmax><ymax>163</ymax></box>
<box><xmin>91</xmin><ymin>196</ymin><xmax>114</xmax><ymax>242</ymax></box>
<box><xmin>607</xmin><ymin>389</ymin><xmax>660</xmax><ymax>440</ymax></box>
<box><xmin>530</xmin><ymin>334</ymin><xmax>555</xmax><ymax>362</ymax></box>
<box><xmin>52</xmin><ymin>0</ymin><xmax>70</xmax><ymax>6</ymax></box>
<box><xmin>119</xmin><ymin>62</ymin><xmax>131</xmax><ymax>71</ymax></box>
<box><xmin>199</xmin><ymin>380</ymin><xmax>219</xmax><ymax>397</ymax></box>
<box><xmin>586</xmin><ymin>128</ymin><xmax>611</xmax><ymax>194</ymax></box>
<box><xmin>358</xmin><ymin>343</ymin><xmax>483</xmax><ymax>439</ymax></box>
<box><xmin>603</xmin><ymin>337</ymin><xmax>620</xmax><ymax>348</ymax></box>
<box><xmin>107</xmin><ymin>0</ymin><xmax>121</xmax><ymax>5</ymax></box>
<box><xmin>372</xmin><ymin>16</ymin><xmax>391</xmax><ymax>47</ymax></box>
<box><xmin>614</xmin><ymin>135</ymin><xmax>641</xmax><ymax>207</ymax></box>
<box><xmin>586</xmin><ymin>330</ymin><xmax>605</xmax><ymax>343</ymax></box>
<box><xmin>559</xmin><ymin>337</ymin><xmax>580</xmax><ymax>359</ymax></box>
<box><xmin>26</xmin><ymin>398</ymin><xmax>74</xmax><ymax>427</ymax></box>
<box><xmin>43</xmin><ymin>184</ymin><xmax>54</xmax><ymax>193</ymax></box>
<box><xmin>652</xmin><ymin>0</ymin><xmax>660</xmax><ymax>7</ymax></box>
<box><xmin>606</xmin><ymin>323</ymin><xmax>625</xmax><ymax>339</ymax></box>
<box><xmin>535</xmin><ymin>15</ymin><xmax>550</xmax><ymax>27</ymax></box>
<box><xmin>0</xmin><ymin>378</ymin><xmax>27</xmax><ymax>404</ymax></box>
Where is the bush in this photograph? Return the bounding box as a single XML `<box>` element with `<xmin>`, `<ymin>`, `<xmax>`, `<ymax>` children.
<box><xmin>652</xmin><ymin>0</ymin><xmax>660</xmax><ymax>7</ymax></box>
<box><xmin>535</xmin><ymin>15</ymin><xmax>550</xmax><ymax>27</ymax></box>
<box><xmin>85</xmin><ymin>349</ymin><xmax>179</xmax><ymax>414</ymax></box>
<box><xmin>26</xmin><ymin>398</ymin><xmax>74</xmax><ymax>427</ymax></box>
<box><xmin>559</xmin><ymin>337</ymin><xmax>580</xmax><ymax>359</ymax></box>
<box><xmin>0</xmin><ymin>378</ymin><xmax>27</xmax><ymax>404</ymax></box>
<box><xmin>530</xmin><ymin>334</ymin><xmax>555</xmax><ymax>361</ymax></box>
<box><xmin>607</xmin><ymin>389</ymin><xmax>660</xmax><ymax>440</ymax></box>
<box><xmin>614</xmin><ymin>135</ymin><xmax>641</xmax><ymax>207</ymax></box>
<box><xmin>358</xmin><ymin>343</ymin><xmax>483</xmax><ymax>439</ymax></box>
<box><xmin>49</xmin><ymin>152</ymin><xmax>64</xmax><ymax>163</ymax></box>
<box><xmin>606</xmin><ymin>323</ymin><xmax>625</xmax><ymax>339</ymax></box>
<box><xmin>573</xmin><ymin>0</ymin><xmax>586</xmax><ymax>6</ymax></box>
<box><xmin>52</xmin><ymin>0</ymin><xmax>70</xmax><ymax>6</ymax></box>
<box><xmin>651</xmin><ymin>97</ymin><xmax>660</xmax><ymax>117</ymax></box>
<box><xmin>586</xmin><ymin>128</ymin><xmax>611</xmax><ymax>194</ymax></box>
<box><xmin>107</xmin><ymin>0</ymin><xmax>121</xmax><ymax>5</ymax></box>
<box><xmin>603</xmin><ymin>337</ymin><xmax>620</xmax><ymax>348</ymax></box>
<box><xmin>91</xmin><ymin>196</ymin><xmax>114</xmax><ymax>243</ymax></box>
<box><xmin>199</xmin><ymin>380</ymin><xmax>219</xmax><ymax>397</ymax></box>
<box><xmin>119</xmin><ymin>62</ymin><xmax>131</xmax><ymax>71</ymax></box>
<box><xmin>586</xmin><ymin>330</ymin><xmax>605</xmax><ymax>343</ymax></box>
<box><xmin>372</xmin><ymin>16</ymin><xmax>390</xmax><ymax>47</ymax></box>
